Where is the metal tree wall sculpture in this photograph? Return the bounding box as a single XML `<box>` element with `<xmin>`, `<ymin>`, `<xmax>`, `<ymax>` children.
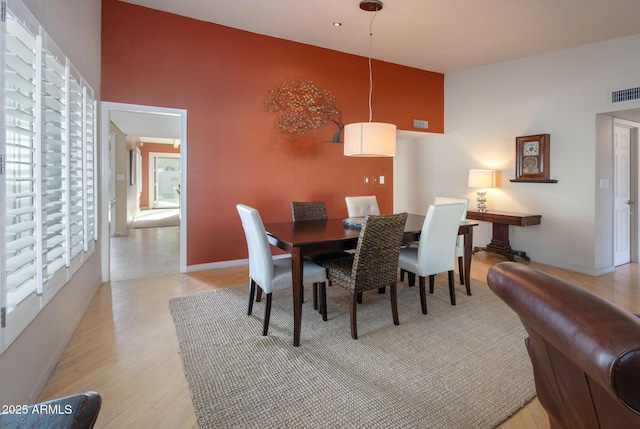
<box><xmin>265</xmin><ymin>79</ymin><xmax>344</xmax><ymax>142</ymax></box>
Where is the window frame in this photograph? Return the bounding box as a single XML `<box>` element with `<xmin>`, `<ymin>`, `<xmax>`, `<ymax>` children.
<box><xmin>1</xmin><ymin>0</ymin><xmax>97</xmax><ymax>351</ymax></box>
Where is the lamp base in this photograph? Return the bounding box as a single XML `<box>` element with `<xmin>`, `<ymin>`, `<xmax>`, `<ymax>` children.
<box><xmin>476</xmin><ymin>190</ymin><xmax>487</xmax><ymax>212</ymax></box>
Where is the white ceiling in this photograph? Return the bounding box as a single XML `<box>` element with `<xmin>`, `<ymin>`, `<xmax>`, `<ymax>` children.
<box><xmin>112</xmin><ymin>0</ymin><xmax>640</xmax><ymax>139</ymax></box>
<box><xmin>110</xmin><ymin>110</ymin><xmax>182</xmax><ymax>141</ymax></box>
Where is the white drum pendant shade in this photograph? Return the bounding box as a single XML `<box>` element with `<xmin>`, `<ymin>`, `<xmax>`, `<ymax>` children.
<box><xmin>344</xmin><ymin>122</ymin><xmax>396</xmax><ymax>157</ymax></box>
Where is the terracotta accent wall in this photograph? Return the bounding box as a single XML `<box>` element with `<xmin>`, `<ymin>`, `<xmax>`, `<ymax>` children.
<box><xmin>101</xmin><ymin>0</ymin><xmax>444</xmax><ymax>265</ymax></box>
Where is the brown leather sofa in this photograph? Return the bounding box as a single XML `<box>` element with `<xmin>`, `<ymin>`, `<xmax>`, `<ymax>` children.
<box><xmin>487</xmin><ymin>262</ymin><xmax>640</xmax><ymax>429</ymax></box>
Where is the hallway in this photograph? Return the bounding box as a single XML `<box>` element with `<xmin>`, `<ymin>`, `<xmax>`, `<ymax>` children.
<box><xmin>110</xmin><ymin>226</ymin><xmax>180</xmax><ymax>280</ymax></box>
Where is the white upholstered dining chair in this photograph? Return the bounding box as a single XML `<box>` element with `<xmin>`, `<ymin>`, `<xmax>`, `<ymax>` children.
<box><xmin>345</xmin><ymin>195</ymin><xmax>380</xmax><ymax>218</ymax></box>
<box><xmin>236</xmin><ymin>204</ymin><xmax>327</xmax><ymax>336</ymax></box>
<box><xmin>398</xmin><ymin>203</ymin><xmax>466</xmax><ymax>313</ymax></box>
<box><xmin>433</xmin><ymin>196</ymin><xmax>469</xmax><ymax>286</ymax></box>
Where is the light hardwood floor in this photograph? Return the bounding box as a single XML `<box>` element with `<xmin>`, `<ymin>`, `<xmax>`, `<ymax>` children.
<box><xmin>40</xmin><ymin>232</ymin><xmax>639</xmax><ymax>428</ymax></box>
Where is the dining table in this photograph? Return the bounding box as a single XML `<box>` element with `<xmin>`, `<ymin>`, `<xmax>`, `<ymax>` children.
<box><xmin>264</xmin><ymin>213</ymin><xmax>478</xmax><ymax>346</ymax></box>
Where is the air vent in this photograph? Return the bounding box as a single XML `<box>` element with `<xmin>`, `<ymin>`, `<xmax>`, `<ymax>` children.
<box><xmin>413</xmin><ymin>119</ymin><xmax>429</xmax><ymax>129</ymax></box>
<box><xmin>611</xmin><ymin>86</ymin><xmax>640</xmax><ymax>104</ymax></box>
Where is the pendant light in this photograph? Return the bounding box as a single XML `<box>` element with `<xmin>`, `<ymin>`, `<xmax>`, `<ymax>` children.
<box><xmin>344</xmin><ymin>0</ymin><xmax>397</xmax><ymax>157</ymax></box>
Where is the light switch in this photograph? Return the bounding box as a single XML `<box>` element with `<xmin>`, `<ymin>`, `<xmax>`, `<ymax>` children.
<box><xmin>599</xmin><ymin>179</ymin><xmax>609</xmax><ymax>189</ymax></box>
<box><xmin>364</xmin><ymin>176</ymin><xmax>371</xmax><ymax>185</ymax></box>
<box><xmin>379</xmin><ymin>175</ymin><xmax>385</xmax><ymax>185</ymax></box>
<box><xmin>116</xmin><ymin>174</ymin><xmax>125</xmax><ymax>181</ymax></box>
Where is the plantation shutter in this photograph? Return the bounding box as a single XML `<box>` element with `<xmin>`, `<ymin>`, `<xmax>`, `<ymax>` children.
<box><xmin>84</xmin><ymin>87</ymin><xmax>96</xmax><ymax>245</ymax></box>
<box><xmin>1</xmin><ymin>0</ymin><xmax>97</xmax><ymax>348</ymax></box>
<box><xmin>67</xmin><ymin>65</ymin><xmax>84</xmax><ymax>268</ymax></box>
<box><xmin>41</xmin><ymin>32</ymin><xmax>67</xmax><ymax>288</ymax></box>
<box><xmin>3</xmin><ymin>1</ymin><xmax>40</xmax><ymax>317</ymax></box>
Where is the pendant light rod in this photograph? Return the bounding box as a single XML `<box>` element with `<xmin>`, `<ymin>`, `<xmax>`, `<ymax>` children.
<box><xmin>344</xmin><ymin>0</ymin><xmax>396</xmax><ymax>157</ymax></box>
<box><xmin>367</xmin><ymin>8</ymin><xmax>377</xmax><ymax>122</ymax></box>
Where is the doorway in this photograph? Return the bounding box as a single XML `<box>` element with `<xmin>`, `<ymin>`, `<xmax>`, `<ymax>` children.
<box><xmin>613</xmin><ymin>117</ymin><xmax>640</xmax><ymax>266</ymax></box>
<box><xmin>612</xmin><ymin>115</ymin><xmax>640</xmax><ymax>267</ymax></box>
<box><xmin>150</xmin><ymin>153</ymin><xmax>181</xmax><ymax>209</ymax></box>
<box><xmin>100</xmin><ymin>102</ymin><xmax>187</xmax><ymax>282</ymax></box>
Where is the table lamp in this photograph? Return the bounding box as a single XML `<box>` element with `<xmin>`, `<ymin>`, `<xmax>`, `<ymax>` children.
<box><xmin>468</xmin><ymin>169</ymin><xmax>495</xmax><ymax>212</ymax></box>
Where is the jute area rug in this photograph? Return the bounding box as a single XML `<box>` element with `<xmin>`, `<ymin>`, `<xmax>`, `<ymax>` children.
<box><xmin>169</xmin><ymin>276</ymin><xmax>535</xmax><ymax>429</ymax></box>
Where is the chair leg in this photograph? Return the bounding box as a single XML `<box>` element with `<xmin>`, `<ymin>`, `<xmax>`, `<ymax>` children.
<box><xmin>400</xmin><ymin>269</ymin><xmax>406</xmax><ymax>281</ymax></box>
<box><xmin>262</xmin><ymin>293</ymin><xmax>273</xmax><ymax>336</ymax></box>
<box><xmin>378</xmin><ymin>287</ymin><xmax>386</xmax><ymax>294</ymax></box>
<box><xmin>247</xmin><ymin>279</ymin><xmax>256</xmax><ymax>315</ymax></box>
<box><xmin>356</xmin><ymin>292</ymin><xmax>363</xmax><ymax>304</ymax></box>
<box><xmin>313</xmin><ymin>283</ymin><xmax>318</xmax><ymax>310</ymax></box>
<box><xmin>448</xmin><ymin>270</ymin><xmax>456</xmax><ymax>305</ymax></box>
<box><xmin>350</xmin><ymin>294</ymin><xmax>358</xmax><ymax>339</ymax></box>
<box><xmin>407</xmin><ymin>272</ymin><xmax>416</xmax><ymax>287</ymax></box>
<box><xmin>390</xmin><ymin>284</ymin><xmax>399</xmax><ymax>325</ymax></box>
<box><xmin>457</xmin><ymin>256</ymin><xmax>464</xmax><ymax>285</ymax></box>
<box><xmin>429</xmin><ymin>275</ymin><xmax>435</xmax><ymax>294</ymax></box>
<box><xmin>419</xmin><ymin>276</ymin><xmax>428</xmax><ymax>314</ymax></box>
<box><xmin>320</xmin><ymin>282</ymin><xmax>328</xmax><ymax>321</ymax></box>
<box><xmin>256</xmin><ymin>287</ymin><xmax>262</xmax><ymax>302</ymax></box>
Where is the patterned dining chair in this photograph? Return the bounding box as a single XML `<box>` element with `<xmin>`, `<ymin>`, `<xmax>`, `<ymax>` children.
<box><xmin>290</xmin><ymin>201</ymin><xmax>329</xmax><ymax>309</ymax></box>
<box><xmin>291</xmin><ymin>201</ymin><xmax>328</xmax><ymax>221</ymax></box>
<box><xmin>398</xmin><ymin>203</ymin><xmax>466</xmax><ymax>313</ymax></box>
<box><xmin>318</xmin><ymin>212</ymin><xmax>408</xmax><ymax>339</ymax></box>
<box><xmin>237</xmin><ymin>204</ymin><xmax>327</xmax><ymax>336</ymax></box>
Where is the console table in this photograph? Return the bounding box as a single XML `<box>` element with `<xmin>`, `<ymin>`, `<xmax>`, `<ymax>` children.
<box><xmin>466</xmin><ymin>210</ymin><xmax>541</xmax><ymax>261</ymax></box>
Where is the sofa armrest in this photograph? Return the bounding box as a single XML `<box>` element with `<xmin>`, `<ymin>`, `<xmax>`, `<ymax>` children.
<box><xmin>487</xmin><ymin>262</ymin><xmax>640</xmax><ymax>413</ymax></box>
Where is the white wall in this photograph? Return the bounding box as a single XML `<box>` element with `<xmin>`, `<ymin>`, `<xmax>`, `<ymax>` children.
<box><xmin>395</xmin><ymin>35</ymin><xmax>640</xmax><ymax>275</ymax></box>
<box><xmin>0</xmin><ymin>0</ymin><xmax>102</xmax><ymax>406</ymax></box>
<box><xmin>22</xmin><ymin>0</ymin><xmax>101</xmax><ymax>92</ymax></box>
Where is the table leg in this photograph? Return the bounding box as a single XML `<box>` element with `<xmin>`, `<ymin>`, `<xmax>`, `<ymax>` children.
<box><xmin>485</xmin><ymin>223</ymin><xmax>514</xmax><ymax>260</ymax></box>
<box><xmin>472</xmin><ymin>223</ymin><xmax>533</xmax><ymax>261</ymax></box>
<box><xmin>291</xmin><ymin>247</ymin><xmax>303</xmax><ymax>347</ymax></box>
<box><xmin>463</xmin><ymin>228</ymin><xmax>473</xmax><ymax>295</ymax></box>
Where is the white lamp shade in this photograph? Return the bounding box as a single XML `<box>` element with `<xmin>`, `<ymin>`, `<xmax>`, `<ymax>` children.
<box><xmin>344</xmin><ymin>122</ymin><xmax>397</xmax><ymax>157</ymax></box>
<box><xmin>468</xmin><ymin>169</ymin><xmax>495</xmax><ymax>188</ymax></box>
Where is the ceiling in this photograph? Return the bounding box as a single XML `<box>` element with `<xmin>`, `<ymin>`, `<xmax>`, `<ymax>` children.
<box><xmin>110</xmin><ymin>110</ymin><xmax>182</xmax><ymax>142</ymax></box>
<box><xmin>112</xmin><ymin>0</ymin><xmax>640</xmax><ymax>139</ymax></box>
<box><xmin>119</xmin><ymin>0</ymin><xmax>640</xmax><ymax>73</ymax></box>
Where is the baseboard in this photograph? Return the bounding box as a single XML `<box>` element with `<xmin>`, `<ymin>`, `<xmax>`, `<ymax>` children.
<box><xmin>532</xmin><ymin>257</ymin><xmax>614</xmax><ymax>277</ymax></box>
<box><xmin>186</xmin><ymin>255</ymin><xmax>288</xmax><ymax>273</ymax></box>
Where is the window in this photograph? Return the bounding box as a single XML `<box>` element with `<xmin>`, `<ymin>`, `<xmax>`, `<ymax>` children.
<box><xmin>1</xmin><ymin>0</ymin><xmax>97</xmax><ymax>350</ymax></box>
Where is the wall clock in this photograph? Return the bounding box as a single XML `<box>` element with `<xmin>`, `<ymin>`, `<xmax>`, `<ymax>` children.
<box><xmin>512</xmin><ymin>134</ymin><xmax>557</xmax><ymax>182</ymax></box>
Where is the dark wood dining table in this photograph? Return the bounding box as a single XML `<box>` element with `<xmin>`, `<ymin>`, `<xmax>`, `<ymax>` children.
<box><xmin>264</xmin><ymin>213</ymin><xmax>478</xmax><ymax>346</ymax></box>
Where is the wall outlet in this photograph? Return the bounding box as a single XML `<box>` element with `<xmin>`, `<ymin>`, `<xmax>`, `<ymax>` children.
<box><xmin>364</xmin><ymin>175</ymin><xmax>371</xmax><ymax>185</ymax></box>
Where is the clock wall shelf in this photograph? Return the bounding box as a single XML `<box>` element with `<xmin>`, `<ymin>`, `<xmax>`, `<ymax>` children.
<box><xmin>514</xmin><ymin>134</ymin><xmax>557</xmax><ymax>183</ymax></box>
<box><xmin>510</xmin><ymin>179</ymin><xmax>558</xmax><ymax>183</ymax></box>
